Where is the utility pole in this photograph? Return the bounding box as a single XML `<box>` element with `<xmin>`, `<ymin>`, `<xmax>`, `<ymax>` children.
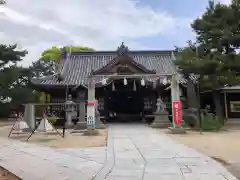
<box><xmin>195</xmin><ymin>45</ymin><xmax>202</xmax><ymax>134</ymax></box>
<box><xmin>64</xmin><ymin>46</ymin><xmax>72</xmax><ymax>101</ymax></box>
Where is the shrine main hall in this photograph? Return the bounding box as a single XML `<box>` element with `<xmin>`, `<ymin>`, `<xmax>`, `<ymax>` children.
<box><xmin>31</xmin><ymin>43</ymin><xmax>186</xmax><ymax>122</ymax></box>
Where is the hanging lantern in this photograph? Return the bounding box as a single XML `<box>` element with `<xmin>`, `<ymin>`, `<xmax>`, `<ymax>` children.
<box><xmin>141</xmin><ymin>78</ymin><xmax>145</xmax><ymax>86</ymax></box>
<box><xmin>124</xmin><ymin>77</ymin><xmax>127</xmax><ymax>85</ymax></box>
<box><xmin>133</xmin><ymin>80</ymin><xmax>136</xmax><ymax>91</ymax></box>
<box><xmin>162</xmin><ymin>76</ymin><xmax>167</xmax><ymax>85</ymax></box>
<box><xmin>112</xmin><ymin>82</ymin><xmax>116</xmax><ymax>91</ymax></box>
<box><xmin>101</xmin><ymin>78</ymin><xmax>107</xmax><ymax>85</ymax></box>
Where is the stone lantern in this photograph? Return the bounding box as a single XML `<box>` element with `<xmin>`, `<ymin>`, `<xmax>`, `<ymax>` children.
<box><xmin>64</xmin><ymin>94</ymin><xmax>76</xmax><ymax>127</ymax></box>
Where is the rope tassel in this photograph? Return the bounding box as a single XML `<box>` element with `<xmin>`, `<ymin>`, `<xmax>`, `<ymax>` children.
<box><xmin>133</xmin><ymin>80</ymin><xmax>136</xmax><ymax>91</ymax></box>
<box><xmin>112</xmin><ymin>82</ymin><xmax>116</xmax><ymax>91</ymax></box>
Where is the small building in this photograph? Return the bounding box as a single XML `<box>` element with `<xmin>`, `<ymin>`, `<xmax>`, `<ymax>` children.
<box><xmin>200</xmin><ymin>85</ymin><xmax>240</xmax><ymax>120</ymax></box>
<box><xmin>220</xmin><ymin>86</ymin><xmax>240</xmax><ymax>119</ymax></box>
<box><xmin>31</xmin><ymin>43</ymin><xmax>187</xmax><ymax>121</ymax></box>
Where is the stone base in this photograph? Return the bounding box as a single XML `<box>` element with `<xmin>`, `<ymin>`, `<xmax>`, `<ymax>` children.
<box><xmin>74</xmin><ymin>121</ymin><xmax>87</xmax><ymax>130</ymax></box>
<box><xmin>83</xmin><ymin>129</ymin><xmax>100</xmax><ymax>136</ymax></box>
<box><xmin>65</xmin><ymin>124</ymin><xmax>74</xmax><ymax>129</ymax></box>
<box><xmin>168</xmin><ymin>127</ymin><xmax>186</xmax><ymax>134</ymax></box>
<box><xmin>71</xmin><ymin>129</ymin><xmax>87</xmax><ymax>134</ymax></box>
<box><xmin>95</xmin><ymin>120</ymin><xmax>106</xmax><ymax>129</ymax></box>
<box><xmin>22</xmin><ymin>128</ymin><xmax>32</xmax><ymax>133</ymax></box>
<box><xmin>149</xmin><ymin>112</ymin><xmax>171</xmax><ymax>128</ymax></box>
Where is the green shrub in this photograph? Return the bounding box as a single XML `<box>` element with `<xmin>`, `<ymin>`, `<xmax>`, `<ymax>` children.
<box><xmin>47</xmin><ymin>116</ymin><xmax>58</xmax><ymax>124</ymax></box>
<box><xmin>200</xmin><ymin>115</ymin><xmax>222</xmax><ymax>131</ymax></box>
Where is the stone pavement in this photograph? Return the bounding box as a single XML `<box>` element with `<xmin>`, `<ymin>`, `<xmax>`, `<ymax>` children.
<box><xmin>0</xmin><ymin>137</ymin><xmax>106</xmax><ymax>180</ymax></box>
<box><xmin>95</xmin><ymin>124</ymin><xmax>238</xmax><ymax>180</ymax></box>
<box><xmin>0</xmin><ymin>124</ymin><xmax>238</xmax><ymax>180</ymax></box>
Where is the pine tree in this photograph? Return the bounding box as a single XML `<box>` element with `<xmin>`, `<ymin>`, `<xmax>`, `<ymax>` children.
<box><xmin>175</xmin><ymin>0</ymin><xmax>240</xmax><ymax>122</ymax></box>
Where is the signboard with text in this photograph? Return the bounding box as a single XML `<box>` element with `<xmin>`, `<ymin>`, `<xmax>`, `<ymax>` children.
<box><xmin>172</xmin><ymin>100</ymin><xmax>181</xmax><ymax>126</ymax></box>
<box><xmin>87</xmin><ymin>100</ymin><xmax>96</xmax><ymax>128</ymax></box>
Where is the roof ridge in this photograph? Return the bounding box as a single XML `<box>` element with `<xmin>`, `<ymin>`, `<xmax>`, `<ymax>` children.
<box><xmin>67</xmin><ymin>50</ymin><xmax>175</xmax><ymax>55</ymax></box>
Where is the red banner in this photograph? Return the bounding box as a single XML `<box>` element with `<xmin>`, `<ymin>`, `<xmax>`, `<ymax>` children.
<box><xmin>87</xmin><ymin>101</ymin><xmax>96</xmax><ymax>107</ymax></box>
<box><xmin>172</xmin><ymin>100</ymin><xmax>181</xmax><ymax>125</ymax></box>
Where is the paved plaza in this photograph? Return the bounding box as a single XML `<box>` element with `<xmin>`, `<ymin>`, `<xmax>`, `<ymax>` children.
<box><xmin>0</xmin><ymin>124</ymin><xmax>237</xmax><ymax>180</ymax></box>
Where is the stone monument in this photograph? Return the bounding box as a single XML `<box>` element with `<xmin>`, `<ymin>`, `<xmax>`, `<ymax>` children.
<box><xmin>150</xmin><ymin>97</ymin><xmax>171</xmax><ymax>128</ymax></box>
<box><xmin>94</xmin><ymin>100</ymin><xmax>106</xmax><ymax>129</ymax></box>
<box><xmin>73</xmin><ymin>92</ymin><xmax>87</xmax><ymax>132</ymax></box>
<box><xmin>23</xmin><ymin>104</ymin><xmax>35</xmax><ymax>129</ymax></box>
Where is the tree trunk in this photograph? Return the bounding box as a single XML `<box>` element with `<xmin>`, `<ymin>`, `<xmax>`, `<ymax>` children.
<box><xmin>186</xmin><ymin>79</ymin><xmax>199</xmax><ymax>109</ymax></box>
<box><xmin>213</xmin><ymin>90</ymin><xmax>224</xmax><ymax>124</ymax></box>
<box><xmin>210</xmin><ymin>74</ymin><xmax>224</xmax><ymax>124</ymax></box>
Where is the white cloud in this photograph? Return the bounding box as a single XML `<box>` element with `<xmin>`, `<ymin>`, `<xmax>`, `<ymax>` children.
<box><xmin>0</xmin><ymin>0</ymin><xmax>191</xmax><ymax>66</ymax></box>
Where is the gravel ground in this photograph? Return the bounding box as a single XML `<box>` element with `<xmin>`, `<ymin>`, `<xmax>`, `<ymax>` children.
<box><xmin>166</xmin><ymin>129</ymin><xmax>240</xmax><ymax>179</ymax></box>
<box><xmin>0</xmin><ymin>166</ymin><xmax>21</xmax><ymax>180</ymax></box>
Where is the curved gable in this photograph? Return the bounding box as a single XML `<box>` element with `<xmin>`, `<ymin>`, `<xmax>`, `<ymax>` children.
<box><xmin>92</xmin><ymin>42</ymin><xmax>156</xmax><ymax>75</ymax></box>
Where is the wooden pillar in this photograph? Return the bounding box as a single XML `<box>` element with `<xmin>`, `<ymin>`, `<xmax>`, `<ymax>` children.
<box><xmin>224</xmin><ymin>91</ymin><xmax>228</xmax><ymax>120</ymax></box>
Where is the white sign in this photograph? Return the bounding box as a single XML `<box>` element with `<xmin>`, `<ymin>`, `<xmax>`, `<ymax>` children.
<box><xmin>87</xmin><ymin>105</ymin><xmax>95</xmax><ymax>129</ymax></box>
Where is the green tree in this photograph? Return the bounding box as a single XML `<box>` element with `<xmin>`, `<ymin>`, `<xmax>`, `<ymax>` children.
<box><xmin>0</xmin><ymin>44</ymin><xmax>37</xmax><ymax>117</ymax></box>
<box><xmin>30</xmin><ymin>59</ymin><xmax>57</xmax><ymax>77</ymax></box>
<box><xmin>40</xmin><ymin>46</ymin><xmax>94</xmax><ymax>64</ymax></box>
<box><xmin>175</xmin><ymin>0</ymin><xmax>240</xmax><ymax>122</ymax></box>
<box><xmin>36</xmin><ymin>45</ymin><xmax>94</xmax><ymax>103</ymax></box>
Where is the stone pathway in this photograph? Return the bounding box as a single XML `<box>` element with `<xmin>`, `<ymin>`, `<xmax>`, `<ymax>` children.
<box><xmin>0</xmin><ymin>138</ymin><xmax>106</xmax><ymax>180</ymax></box>
<box><xmin>0</xmin><ymin>124</ymin><xmax>238</xmax><ymax>180</ymax></box>
<box><xmin>95</xmin><ymin>124</ymin><xmax>238</xmax><ymax>180</ymax></box>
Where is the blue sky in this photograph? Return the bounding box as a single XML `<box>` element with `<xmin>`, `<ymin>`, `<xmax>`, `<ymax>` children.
<box><xmin>138</xmin><ymin>0</ymin><xmax>209</xmax><ymax>17</ymax></box>
<box><xmin>134</xmin><ymin>0</ymin><xmax>214</xmax><ymax>49</ymax></box>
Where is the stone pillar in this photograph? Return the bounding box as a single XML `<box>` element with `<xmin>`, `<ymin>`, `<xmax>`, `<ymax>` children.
<box><xmin>74</xmin><ymin>91</ymin><xmax>87</xmax><ymax>130</ymax></box>
<box><xmin>88</xmin><ymin>78</ymin><xmax>95</xmax><ymax>101</ymax></box>
<box><xmin>87</xmin><ymin>77</ymin><xmax>96</xmax><ymax>130</ymax></box>
<box><xmin>84</xmin><ymin>77</ymin><xmax>100</xmax><ymax>135</ymax></box>
<box><xmin>79</xmin><ymin>100</ymin><xmax>86</xmax><ymax>122</ymax></box>
<box><xmin>169</xmin><ymin>74</ymin><xmax>186</xmax><ymax>134</ymax></box>
<box><xmin>23</xmin><ymin>104</ymin><xmax>35</xmax><ymax>129</ymax></box>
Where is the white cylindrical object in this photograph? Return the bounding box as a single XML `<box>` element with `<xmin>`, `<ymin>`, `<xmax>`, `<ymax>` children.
<box><xmin>141</xmin><ymin>79</ymin><xmax>145</xmax><ymax>86</ymax></box>
<box><xmin>23</xmin><ymin>104</ymin><xmax>35</xmax><ymax>129</ymax></box>
<box><xmin>133</xmin><ymin>80</ymin><xmax>136</xmax><ymax>91</ymax></box>
<box><xmin>124</xmin><ymin>77</ymin><xmax>127</xmax><ymax>85</ymax></box>
<box><xmin>101</xmin><ymin>78</ymin><xmax>107</xmax><ymax>85</ymax></box>
<box><xmin>162</xmin><ymin>76</ymin><xmax>167</xmax><ymax>85</ymax></box>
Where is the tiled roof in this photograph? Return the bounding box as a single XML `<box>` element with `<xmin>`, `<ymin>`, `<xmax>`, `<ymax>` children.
<box><xmin>31</xmin><ymin>50</ymin><xmax>186</xmax><ymax>87</ymax></box>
